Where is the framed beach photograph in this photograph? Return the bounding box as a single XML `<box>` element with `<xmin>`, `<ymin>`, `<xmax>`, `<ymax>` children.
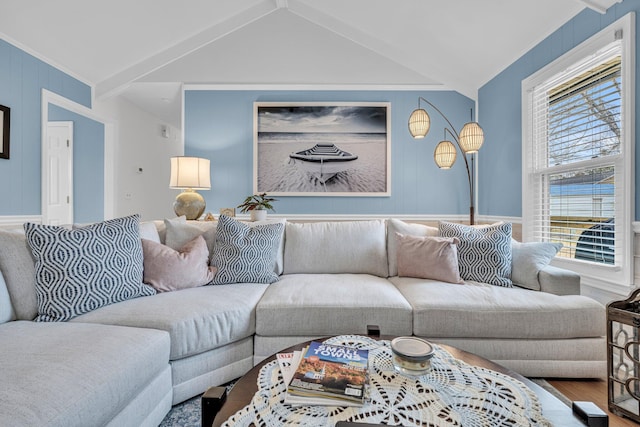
<box><xmin>0</xmin><ymin>105</ymin><xmax>9</xmax><ymax>159</ymax></box>
<box><xmin>254</xmin><ymin>102</ymin><xmax>391</xmax><ymax>197</ymax></box>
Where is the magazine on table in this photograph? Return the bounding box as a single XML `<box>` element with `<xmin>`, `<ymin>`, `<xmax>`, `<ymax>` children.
<box><xmin>285</xmin><ymin>341</ymin><xmax>369</xmax><ymax>405</ymax></box>
<box><xmin>277</xmin><ymin>350</ymin><xmax>301</xmax><ymax>384</ymax></box>
<box><xmin>277</xmin><ymin>348</ymin><xmax>363</xmax><ymax>407</ymax></box>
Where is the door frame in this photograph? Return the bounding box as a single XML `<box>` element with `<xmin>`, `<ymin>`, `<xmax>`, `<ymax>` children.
<box><xmin>41</xmin><ymin>89</ymin><xmax>116</xmax><ymax>223</ymax></box>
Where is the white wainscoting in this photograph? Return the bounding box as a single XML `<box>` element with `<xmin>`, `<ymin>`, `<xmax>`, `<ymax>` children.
<box><xmin>0</xmin><ymin>215</ymin><xmax>42</xmax><ymax>228</ymax></box>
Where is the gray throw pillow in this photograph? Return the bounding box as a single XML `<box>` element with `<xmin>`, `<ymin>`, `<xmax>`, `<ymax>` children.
<box><xmin>24</xmin><ymin>215</ymin><xmax>156</xmax><ymax>322</ymax></box>
<box><xmin>511</xmin><ymin>241</ymin><xmax>563</xmax><ymax>291</ymax></box>
<box><xmin>439</xmin><ymin>221</ymin><xmax>513</xmax><ymax>287</ymax></box>
<box><xmin>211</xmin><ymin>215</ymin><xmax>284</xmax><ymax>285</ymax></box>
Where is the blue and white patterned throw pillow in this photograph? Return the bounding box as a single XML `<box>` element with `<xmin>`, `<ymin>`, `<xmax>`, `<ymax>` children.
<box><xmin>24</xmin><ymin>215</ymin><xmax>156</xmax><ymax>322</ymax></box>
<box><xmin>438</xmin><ymin>221</ymin><xmax>513</xmax><ymax>287</ymax></box>
<box><xmin>211</xmin><ymin>215</ymin><xmax>284</xmax><ymax>285</ymax></box>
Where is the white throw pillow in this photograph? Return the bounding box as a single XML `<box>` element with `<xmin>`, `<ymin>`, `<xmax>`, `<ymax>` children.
<box><xmin>511</xmin><ymin>241</ymin><xmax>563</xmax><ymax>291</ymax></box>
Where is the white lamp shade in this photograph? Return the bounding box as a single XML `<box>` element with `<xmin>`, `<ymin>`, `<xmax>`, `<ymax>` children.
<box><xmin>459</xmin><ymin>122</ymin><xmax>484</xmax><ymax>153</ymax></box>
<box><xmin>170</xmin><ymin>157</ymin><xmax>211</xmax><ymax>190</ymax></box>
<box><xmin>434</xmin><ymin>140</ymin><xmax>457</xmax><ymax>169</ymax></box>
<box><xmin>408</xmin><ymin>108</ymin><xmax>430</xmax><ymax>138</ymax></box>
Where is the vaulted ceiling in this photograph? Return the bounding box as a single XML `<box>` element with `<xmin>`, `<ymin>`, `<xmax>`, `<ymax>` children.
<box><xmin>0</xmin><ymin>0</ymin><xmax>622</xmax><ymax>126</ymax></box>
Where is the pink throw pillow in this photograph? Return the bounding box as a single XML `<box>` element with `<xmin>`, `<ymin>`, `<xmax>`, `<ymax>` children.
<box><xmin>142</xmin><ymin>235</ymin><xmax>217</xmax><ymax>292</ymax></box>
<box><xmin>396</xmin><ymin>233</ymin><xmax>463</xmax><ymax>284</ymax></box>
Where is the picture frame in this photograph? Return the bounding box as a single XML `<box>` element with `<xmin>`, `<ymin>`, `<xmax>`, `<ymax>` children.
<box><xmin>0</xmin><ymin>105</ymin><xmax>9</xmax><ymax>160</ymax></box>
<box><xmin>219</xmin><ymin>207</ymin><xmax>236</xmax><ymax>217</ymax></box>
<box><xmin>254</xmin><ymin>102</ymin><xmax>391</xmax><ymax>197</ymax></box>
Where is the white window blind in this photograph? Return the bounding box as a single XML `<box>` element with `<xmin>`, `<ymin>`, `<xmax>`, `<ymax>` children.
<box><xmin>529</xmin><ymin>52</ymin><xmax>621</xmax><ymax>266</ymax></box>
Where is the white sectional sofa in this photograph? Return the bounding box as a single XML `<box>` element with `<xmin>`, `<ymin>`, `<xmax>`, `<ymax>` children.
<box><xmin>0</xmin><ymin>216</ymin><xmax>606</xmax><ymax>426</ymax></box>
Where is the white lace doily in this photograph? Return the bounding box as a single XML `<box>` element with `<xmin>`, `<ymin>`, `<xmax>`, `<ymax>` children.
<box><xmin>222</xmin><ymin>335</ymin><xmax>552</xmax><ymax>427</ymax></box>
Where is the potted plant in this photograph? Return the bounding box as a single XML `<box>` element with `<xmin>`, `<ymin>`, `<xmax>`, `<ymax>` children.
<box><xmin>237</xmin><ymin>193</ymin><xmax>278</xmax><ymax>221</ymax></box>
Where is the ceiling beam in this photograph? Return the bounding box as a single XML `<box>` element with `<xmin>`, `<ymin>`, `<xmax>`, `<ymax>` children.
<box><xmin>95</xmin><ymin>0</ymin><xmax>278</xmax><ymax>99</ymax></box>
<box><xmin>576</xmin><ymin>0</ymin><xmax>622</xmax><ymax>14</ymax></box>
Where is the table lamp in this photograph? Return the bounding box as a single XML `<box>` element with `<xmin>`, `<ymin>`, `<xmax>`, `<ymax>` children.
<box><xmin>169</xmin><ymin>156</ymin><xmax>211</xmax><ymax>220</ymax></box>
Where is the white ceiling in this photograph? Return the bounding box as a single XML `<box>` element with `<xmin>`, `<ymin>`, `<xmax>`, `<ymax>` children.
<box><xmin>0</xmin><ymin>0</ymin><xmax>622</xmax><ymax>127</ymax></box>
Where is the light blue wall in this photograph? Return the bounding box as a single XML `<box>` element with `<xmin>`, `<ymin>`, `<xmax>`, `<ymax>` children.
<box><xmin>0</xmin><ymin>39</ymin><xmax>91</xmax><ymax>216</ymax></box>
<box><xmin>48</xmin><ymin>105</ymin><xmax>104</xmax><ymax>223</ymax></box>
<box><xmin>185</xmin><ymin>90</ymin><xmax>475</xmax><ymax>216</ymax></box>
<box><xmin>478</xmin><ymin>0</ymin><xmax>638</xmax><ymax>218</ymax></box>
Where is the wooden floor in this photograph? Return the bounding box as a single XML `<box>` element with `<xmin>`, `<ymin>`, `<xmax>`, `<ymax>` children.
<box><xmin>548</xmin><ymin>378</ymin><xmax>639</xmax><ymax>426</ymax></box>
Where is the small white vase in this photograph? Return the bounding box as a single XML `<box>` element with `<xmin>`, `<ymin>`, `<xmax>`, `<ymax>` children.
<box><xmin>250</xmin><ymin>209</ymin><xmax>267</xmax><ymax>222</ymax></box>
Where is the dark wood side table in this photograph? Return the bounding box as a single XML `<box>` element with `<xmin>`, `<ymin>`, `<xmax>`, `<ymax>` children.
<box><xmin>212</xmin><ymin>337</ymin><xmax>585</xmax><ymax>426</ymax></box>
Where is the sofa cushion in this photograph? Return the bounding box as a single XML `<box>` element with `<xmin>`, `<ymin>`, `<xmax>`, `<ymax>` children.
<box><xmin>142</xmin><ymin>236</ymin><xmax>216</xmax><ymax>292</ymax></box>
<box><xmin>0</xmin><ymin>229</ymin><xmax>37</xmax><ymax>320</ymax></box>
<box><xmin>0</xmin><ymin>271</ymin><xmax>15</xmax><ymax>324</ymax></box>
<box><xmin>24</xmin><ymin>215</ymin><xmax>156</xmax><ymax>322</ymax></box>
<box><xmin>0</xmin><ymin>320</ymin><xmax>170</xmax><ymax>427</ymax></box>
<box><xmin>71</xmin><ymin>284</ymin><xmax>269</xmax><ymax>360</ymax></box>
<box><xmin>387</xmin><ymin>219</ymin><xmax>438</xmax><ymax>277</ymax></box>
<box><xmin>439</xmin><ymin>221</ymin><xmax>513</xmax><ymax>287</ymax></box>
<box><xmin>396</xmin><ymin>233</ymin><xmax>462</xmax><ymax>284</ymax></box>
<box><xmin>284</xmin><ymin>220</ymin><xmax>388</xmax><ymax>277</ymax></box>
<box><xmin>256</xmin><ymin>274</ymin><xmax>412</xmax><ymax>336</ymax></box>
<box><xmin>390</xmin><ymin>276</ymin><xmax>605</xmax><ymax>339</ymax></box>
<box><xmin>211</xmin><ymin>215</ymin><xmax>284</xmax><ymax>285</ymax></box>
<box><xmin>511</xmin><ymin>241</ymin><xmax>563</xmax><ymax>291</ymax></box>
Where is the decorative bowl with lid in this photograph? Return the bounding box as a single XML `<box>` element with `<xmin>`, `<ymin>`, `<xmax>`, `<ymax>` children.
<box><xmin>390</xmin><ymin>336</ymin><xmax>435</xmax><ymax>376</ymax></box>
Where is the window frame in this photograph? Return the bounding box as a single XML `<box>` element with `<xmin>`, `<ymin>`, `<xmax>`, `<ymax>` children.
<box><xmin>521</xmin><ymin>13</ymin><xmax>635</xmax><ymax>294</ymax></box>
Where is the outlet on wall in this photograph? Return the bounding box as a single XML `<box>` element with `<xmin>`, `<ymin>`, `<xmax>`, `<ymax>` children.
<box><xmin>124</xmin><ymin>192</ymin><xmax>133</xmax><ymax>200</ymax></box>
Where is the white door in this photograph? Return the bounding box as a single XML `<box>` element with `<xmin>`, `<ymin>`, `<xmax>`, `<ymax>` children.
<box><xmin>45</xmin><ymin>121</ymin><xmax>73</xmax><ymax>226</ymax></box>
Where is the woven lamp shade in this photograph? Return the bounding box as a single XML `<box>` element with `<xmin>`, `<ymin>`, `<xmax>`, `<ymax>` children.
<box><xmin>459</xmin><ymin>122</ymin><xmax>484</xmax><ymax>153</ymax></box>
<box><xmin>408</xmin><ymin>109</ymin><xmax>430</xmax><ymax>138</ymax></box>
<box><xmin>434</xmin><ymin>140</ymin><xmax>457</xmax><ymax>169</ymax></box>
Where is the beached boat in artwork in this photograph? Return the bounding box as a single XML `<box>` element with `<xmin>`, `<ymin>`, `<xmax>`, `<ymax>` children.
<box><xmin>289</xmin><ymin>143</ymin><xmax>358</xmax><ymax>184</ymax></box>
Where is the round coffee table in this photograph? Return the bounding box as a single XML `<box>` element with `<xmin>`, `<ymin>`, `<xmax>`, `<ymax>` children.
<box><xmin>213</xmin><ymin>336</ymin><xmax>583</xmax><ymax>426</ymax></box>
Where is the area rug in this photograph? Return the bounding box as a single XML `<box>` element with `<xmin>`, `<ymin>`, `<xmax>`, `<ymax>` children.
<box><xmin>159</xmin><ymin>379</ymin><xmax>571</xmax><ymax>426</ymax></box>
<box><xmin>160</xmin><ymin>381</ymin><xmax>236</xmax><ymax>427</ymax></box>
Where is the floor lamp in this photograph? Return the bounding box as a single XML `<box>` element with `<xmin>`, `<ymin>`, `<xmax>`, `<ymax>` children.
<box><xmin>408</xmin><ymin>97</ymin><xmax>484</xmax><ymax>225</ymax></box>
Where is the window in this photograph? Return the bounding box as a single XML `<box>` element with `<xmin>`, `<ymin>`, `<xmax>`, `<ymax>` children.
<box><xmin>522</xmin><ymin>14</ymin><xmax>634</xmax><ymax>293</ymax></box>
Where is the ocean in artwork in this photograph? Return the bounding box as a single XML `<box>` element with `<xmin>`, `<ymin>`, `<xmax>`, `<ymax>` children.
<box><xmin>257</xmin><ymin>132</ymin><xmax>388</xmax><ymax>194</ymax></box>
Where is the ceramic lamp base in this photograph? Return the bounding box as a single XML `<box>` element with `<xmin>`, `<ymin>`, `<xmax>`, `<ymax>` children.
<box><xmin>173</xmin><ymin>189</ymin><xmax>205</xmax><ymax>220</ymax></box>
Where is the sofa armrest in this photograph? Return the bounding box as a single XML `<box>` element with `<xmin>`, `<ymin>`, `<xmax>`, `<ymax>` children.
<box><xmin>538</xmin><ymin>265</ymin><xmax>580</xmax><ymax>295</ymax></box>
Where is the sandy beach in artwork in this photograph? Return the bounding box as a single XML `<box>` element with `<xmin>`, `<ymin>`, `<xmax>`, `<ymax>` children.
<box><xmin>257</xmin><ymin>133</ymin><xmax>387</xmax><ymax>194</ymax></box>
